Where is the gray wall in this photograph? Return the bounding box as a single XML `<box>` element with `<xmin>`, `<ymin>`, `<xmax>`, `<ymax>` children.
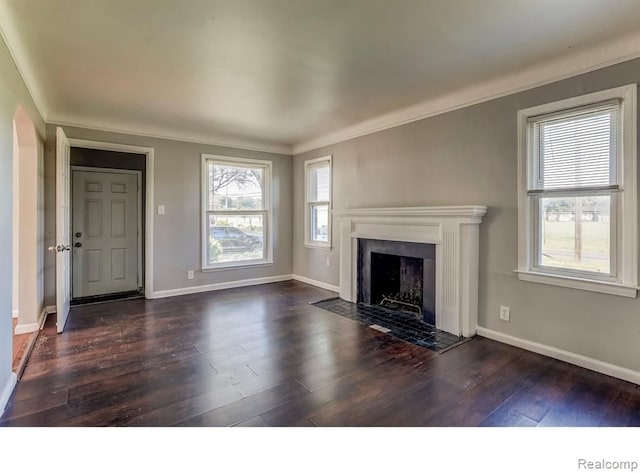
<box><xmin>0</xmin><ymin>35</ymin><xmax>45</xmax><ymax>404</ymax></box>
<box><xmin>293</xmin><ymin>58</ymin><xmax>640</xmax><ymax>374</ymax></box>
<box><xmin>44</xmin><ymin>125</ymin><xmax>293</xmax><ymax>302</ymax></box>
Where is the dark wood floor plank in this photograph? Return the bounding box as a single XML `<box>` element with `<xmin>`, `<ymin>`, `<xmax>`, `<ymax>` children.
<box><xmin>494</xmin><ymin>361</ymin><xmax>578</xmax><ymax>422</ymax></box>
<box><xmin>479</xmin><ymin>408</ymin><xmax>538</xmax><ymax>427</ymax></box>
<box><xmin>600</xmin><ymin>389</ymin><xmax>640</xmax><ymax>427</ymax></box>
<box><xmin>175</xmin><ymin>379</ymin><xmax>310</xmax><ymax>427</ymax></box>
<box><xmin>258</xmin><ymin>397</ymin><xmax>320</xmax><ymax>426</ymax></box>
<box><xmin>537</xmin><ymin>406</ymin><xmax>604</xmax><ymax>427</ymax></box>
<box><xmin>1</xmin><ymin>389</ymin><xmax>69</xmax><ymax>422</ymax></box>
<box><xmin>2</xmin><ymin>281</ymin><xmax>638</xmax><ymax>427</ymax></box>
<box><xmin>0</xmin><ymin>404</ymin><xmax>79</xmax><ymax>427</ymax></box>
<box><xmin>365</xmin><ymin>378</ymin><xmax>465</xmax><ymax>427</ymax></box>
<box><xmin>124</xmin><ymin>384</ymin><xmax>245</xmax><ymax>427</ymax></box>
<box><xmin>233</xmin><ymin>415</ymin><xmax>269</xmax><ymax>427</ymax></box>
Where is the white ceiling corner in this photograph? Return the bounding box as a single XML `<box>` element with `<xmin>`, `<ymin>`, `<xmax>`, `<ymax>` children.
<box><xmin>0</xmin><ymin>2</ymin><xmax>48</xmax><ymax>122</ymax></box>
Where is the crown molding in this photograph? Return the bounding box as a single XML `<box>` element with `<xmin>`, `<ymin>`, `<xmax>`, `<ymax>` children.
<box><xmin>292</xmin><ymin>30</ymin><xmax>640</xmax><ymax>155</ymax></box>
<box><xmin>48</xmin><ymin>114</ymin><xmax>293</xmax><ymax>155</ymax></box>
<box><xmin>0</xmin><ymin>4</ymin><xmax>47</xmax><ymax>121</ymax></box>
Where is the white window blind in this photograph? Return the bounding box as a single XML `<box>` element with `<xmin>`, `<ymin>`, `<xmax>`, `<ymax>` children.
<box><xmin>528</xmin><ymin>100</ymin><xmax>620</xmax><ymax>191</ymax></box>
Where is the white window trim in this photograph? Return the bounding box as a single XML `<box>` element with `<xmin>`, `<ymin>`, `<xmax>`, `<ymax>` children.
<box><xmin>201</xmin><ymin>154</ymin><xmax>273</xmax><ymax>270</ymax></box>
<box><xmin>304</xmin><ymin>155</ymin><xmax>332</xmax><ymax>250</ymax></box>
<box><xmin>516</xmin><ymin>84</ymin><xmax>638</xmax><ymax>297</ymax></box>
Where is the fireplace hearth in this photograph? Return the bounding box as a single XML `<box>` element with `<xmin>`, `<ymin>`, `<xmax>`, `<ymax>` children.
<box><xmin>311</xmin><ymin>297</ymin><xmax>465</xmax><ymax>352</ymax></box>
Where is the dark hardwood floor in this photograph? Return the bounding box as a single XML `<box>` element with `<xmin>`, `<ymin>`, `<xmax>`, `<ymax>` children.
<box><xmin>2</xmin><ymin>281</ymin><xmax>639</xmax><ymax>427</ymax></box>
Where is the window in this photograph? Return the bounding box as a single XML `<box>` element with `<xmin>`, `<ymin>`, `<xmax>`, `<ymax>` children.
<box><xmin>517</xmin><ymin>84</ymin><xmax>637</xmax><ymax>297</ymax></box>
<box><xmin>304</xmin><ymin>156</ymin><xmax>332</xmax><ymax>248</ymax></box>
<box><xmin>202</xmin><ymin>155</ymin><xmax>272</xmax><ymax>269</ymax></box>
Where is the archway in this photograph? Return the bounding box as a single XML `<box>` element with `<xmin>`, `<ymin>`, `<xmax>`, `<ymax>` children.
<box><xmin>12</xmin><ymin>104</ymin><xmax>42</xmax><ymax>375</ymax></box>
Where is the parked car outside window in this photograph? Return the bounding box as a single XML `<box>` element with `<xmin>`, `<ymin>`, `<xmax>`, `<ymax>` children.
<box><xmin>211</xmin><ymin>226</ymin><xmax>262</xmax><ymax>252</ymax></box>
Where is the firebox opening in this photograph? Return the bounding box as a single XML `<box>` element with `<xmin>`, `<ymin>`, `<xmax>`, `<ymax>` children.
<box><xmin>357</xmin><ymin>238</ymin><xmax>436</xmax><ymax>325</ymax></box>
<box><xmin>371</xmin><ymin>253</ymin><xmax>423</xmax><ymax>317</ymax></box>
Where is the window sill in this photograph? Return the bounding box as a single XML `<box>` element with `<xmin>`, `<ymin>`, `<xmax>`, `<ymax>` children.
<box><xmin>203</xmin><ymin>260</ymin><xmax>274</xmax><ymax>272</ymax></box>
<box><xmin>304</xmin><ymin>243</ymin><xmax>332</xmax><ymax>251</ymax></box>
<box><xmin>514</xmin><ymin>270</ymin><xmax>638</xmax><ymax>298</ymax></box>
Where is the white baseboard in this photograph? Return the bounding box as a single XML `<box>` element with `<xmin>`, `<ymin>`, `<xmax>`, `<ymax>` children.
<box><xmin>150</xmin><ymin>274</ymin><xmax>293</xmax><ymax>299</ymax></box>
<box><xmin>291</xmin><ymin>274</ymin><xmax>340</xmax><ymax>293</ymax></box>
<box><xmin>13</xmin><ymin>305</ymin><xmax>48</xmax><ymax>335</ymax></box>
<box><xmin>0</xmin><ymin>372</ymin><xmax>17</xmax><ymax>418</ymax></box>
<box><xmin>476</xmin><ymin>327</ymin><xmax>640</xmax><ymax>385</ymax></box>
<box><xmin>13</xmin><ymin>306</ymin><xmax>49</xmax><ymax>335</ymax></box>
<box><xmin>39</xmin><ymin>306</ymin><xmax>48</xmax><ymax>329</ymax></box>
<box><xmin>14</xmin><ymin>322</ymin><xmax>39</xmax><ymax>335</ymax></box>
<box><xmin>46</xmin><ymin>305</ymin><xmax>56</xmax><ymax>314</ymax></box>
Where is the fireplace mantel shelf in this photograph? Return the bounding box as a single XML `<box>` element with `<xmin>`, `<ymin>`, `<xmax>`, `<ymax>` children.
<box><xmin>333</xmin><ymin>205</ymin><xmax>488</xmax><ymax>220</ymax></box>
<box><xmin>337</xmin><ymin>204</ymin><xmax>488</xmax><ymax>337</ymax></box>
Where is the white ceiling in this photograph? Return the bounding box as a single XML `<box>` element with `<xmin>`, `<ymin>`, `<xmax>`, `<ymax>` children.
<box><xmin>2</xmin><ymin>0</ymin><xmax>640</xmax><ymax>154</ymax></box>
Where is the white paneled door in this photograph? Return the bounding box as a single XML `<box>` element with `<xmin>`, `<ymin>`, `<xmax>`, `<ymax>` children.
<box><xmin>72</xmin><ymin>169</ymin><xmax>140</xmax><ymax>298</ymax></box>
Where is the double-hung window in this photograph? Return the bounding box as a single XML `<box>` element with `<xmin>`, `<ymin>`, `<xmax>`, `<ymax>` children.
<box><xmin>202</xmin><ymin>155</ymin><xmax>272</xmax><ymax>269</ymax></box>
<box><xmin>517</xmin><ymin>84</ymin><xmax>637</xmax><ymax>297</ymax></box>
<box><xmin>304</xmin><ymin>156</ymin><xmax>332</xmax><ymax>249</ymax></box>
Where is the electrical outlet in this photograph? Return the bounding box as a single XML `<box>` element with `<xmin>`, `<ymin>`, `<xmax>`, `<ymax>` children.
<box><xmin>158</xmin><ymin>205</ymin><xmax>165</xmax><ymax>215</ymax></box>
<box><xmin>187</xmin><ymin>270</ymin><xmax>194</xmax><ymax>280</ymax></box>
<box><xmin>325</xmin><ymin>256</ymin><xmax>331</xmax><ymax>266</ymax></box>
<box><xmin>499</xmin><ymin>305</ymin><xmax>510</xmax><ymax>321</ymax></box>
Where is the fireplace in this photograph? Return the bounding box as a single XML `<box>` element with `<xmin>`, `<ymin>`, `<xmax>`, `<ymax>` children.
<box><xmin>357</xmin><ymin>238</ymin><xmax>436</xmax><ymax>325</ymax></box>
<box><xmin>335</xmin><ymin>206</ymin><xmax>487</xmax><ymax>337</ymax></box>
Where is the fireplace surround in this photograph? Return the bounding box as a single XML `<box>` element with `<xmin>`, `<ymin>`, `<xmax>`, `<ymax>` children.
<box><xmin>335</xmin><ymin>206</ymin><xmax>487</xmax><ymax>337</ymax></box>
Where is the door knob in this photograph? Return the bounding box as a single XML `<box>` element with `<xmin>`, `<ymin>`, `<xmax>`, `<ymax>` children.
<box><xmin>48</xmin><ymin>245</ymin><xmax>71</xmax><ymax>252</ymax></box>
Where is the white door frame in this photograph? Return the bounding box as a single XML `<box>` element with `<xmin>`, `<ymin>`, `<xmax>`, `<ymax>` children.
<box><xmin>12</xmin><ymin>120</ymin><xmax>19</xmax><ymax>320</ymax></box>
<box><xmin>66</xmin><ymin>138</ymin><xmax>155</xmax><ymax>298</ymax></box>
<box><xmin>71</xmin><ymin>166</ymin><xmax>144</xmax><ymax>297</ymax></box>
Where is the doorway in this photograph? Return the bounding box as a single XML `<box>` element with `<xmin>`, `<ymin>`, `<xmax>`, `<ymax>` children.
<box><xmin>52</xmin><ymin>133</ymin><xmax>155</xmax><ymax>332</ymax></box>
<box><xmin>69</xmin><ymin>147</ymin><xmax>146</xmax><ymax>304</ymax></box>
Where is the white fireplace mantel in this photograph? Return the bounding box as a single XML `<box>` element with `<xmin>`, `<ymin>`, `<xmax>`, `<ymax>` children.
<box><xmin>335</xmin><ymin>206</ymin><xmax>488</xmax><ymax>337</ymax></box>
